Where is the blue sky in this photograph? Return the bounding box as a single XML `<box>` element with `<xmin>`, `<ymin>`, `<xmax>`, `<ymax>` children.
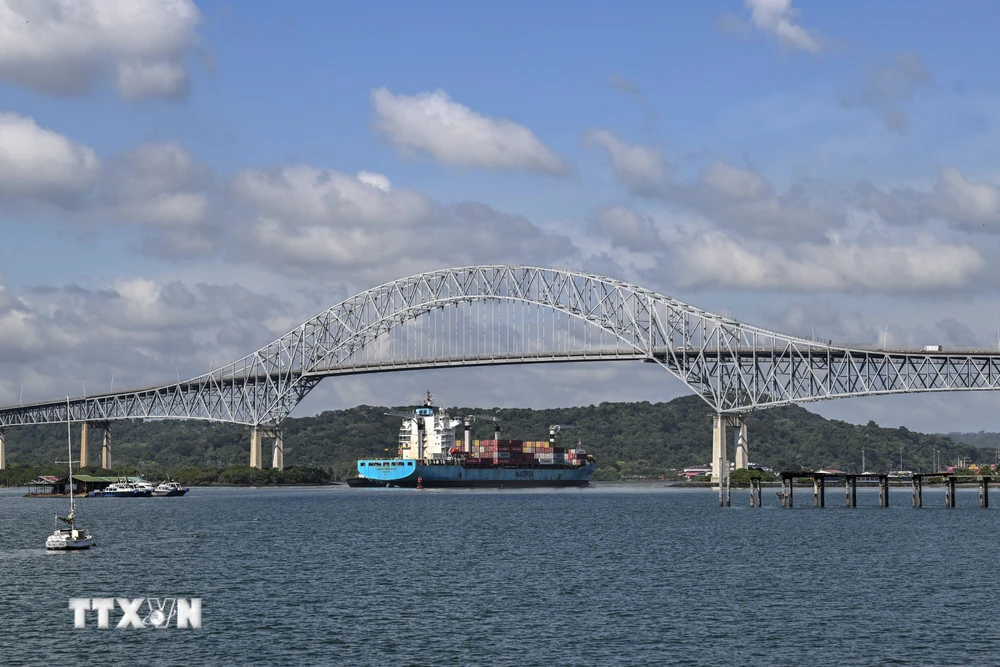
<box><xmin>3</xmin><ymin>0</ymin><xmax>1000</xmax><ymax>434</ymax></box>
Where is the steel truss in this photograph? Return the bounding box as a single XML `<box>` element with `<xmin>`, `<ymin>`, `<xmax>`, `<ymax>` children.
<box><xmin>2</xmin><ymin>265</ymin><xmax>999</xmax><ymax>429</ymax></box>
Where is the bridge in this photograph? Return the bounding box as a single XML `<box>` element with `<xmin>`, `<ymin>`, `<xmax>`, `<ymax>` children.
<box><xmin>2</xmin><ymin>265</ymin><xmax>999</xmax><ymax>479</ymax></box>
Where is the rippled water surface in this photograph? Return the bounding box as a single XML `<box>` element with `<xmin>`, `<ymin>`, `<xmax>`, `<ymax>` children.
<box><xmin>2</xmin><ymin>484</ymin><xmax>998</xmax><ymax>665</ymax></box>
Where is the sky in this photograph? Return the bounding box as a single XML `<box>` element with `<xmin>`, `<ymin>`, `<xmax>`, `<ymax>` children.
<box><xmin>2</xmin><ymin>0</ymin><xmax>1000</xmax><ymax>434</ymax></box>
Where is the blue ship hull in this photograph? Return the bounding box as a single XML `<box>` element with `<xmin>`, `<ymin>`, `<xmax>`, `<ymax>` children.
<box><xmin>356</xmin><ymin>459</ymin><xmax>595</xmax><ymax>488</ymax></box>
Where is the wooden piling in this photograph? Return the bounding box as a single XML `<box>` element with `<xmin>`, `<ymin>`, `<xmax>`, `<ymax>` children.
<box><xmin>878</xmin><ymin>476</ymin><xmax>889</xmax><ymax>508</ymax></box>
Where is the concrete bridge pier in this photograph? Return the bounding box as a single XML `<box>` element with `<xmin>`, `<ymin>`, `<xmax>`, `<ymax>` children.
<box><xmin>0</xmin><ymin>429</ymin><xmax>5</xmax><ymax>470</ymax></box>
<box><xmin>734</xmin><ymin>421</ymin><xmax>749</xmax><ymax>470</ymax></box>
<box><xmin>272</xmin><ymin>431</ymin><xmax>284</xmax><ymax>471</ymax></box>
<box><xmin>80</xmin><ymin>422</ymin><xmax>89</xmax><ymax>468</ymax></box>
<box><xmin>101</xmin><ymin>425</ymin><xmax>111</xmax><ymax>470</ymax></box>
<box><xmin>250</xmin><ymin>428</ymin><xmax>263</xmax><ymax>469</ymax></box>
<box><xmin>712</xmin><ymin>415</ymin><xmax>728</xmax><ymax>486</ymax></box>
<box><xmin>980</xmin><ymin>478</ymin><xmax>989</xmax><ymax>508</ymax></box>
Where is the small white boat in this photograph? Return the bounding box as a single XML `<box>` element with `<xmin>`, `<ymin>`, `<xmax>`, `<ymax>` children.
<box><xmin>152</xmin><ymin>481</ymin><xmax>189</xmax><ymax>497</ymax></box>
<box><xmin>46</xmin><ymin>512</ymin><xmax>94</xmax><ymax>551</ymax></box>
<box><xmin>134</xmin><ymin>480</ymin><xmax>156</xmax><ymax>495</ymax></box>
<box><xmin>47</xmin><ymin>396</ymin><xmax>95</xmax><ymax>551</ymax></box>
<box><xmin>98</xmin><ymin>481</ymin><xmax>152</xmax><ymax>497</ymax></box>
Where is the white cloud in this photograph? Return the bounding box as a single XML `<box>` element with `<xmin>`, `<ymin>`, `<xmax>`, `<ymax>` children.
<box><xmin>586</xmin><ymin>131</ymin><xmax>838</xmax><ymax>240</ymax></box>
<box><xmin>115</xmin><ymin>59</ymin><xmax>189</xmax><ymax>101</ymax></box>
<box><xmin>583</xmin><ymin>129</ymin><xmax>670</xmax><ymax>195</ymax></box>
<box><xmin>228</xmin><ymin>161</ymin><xmax>577</xmax><ymax>278</ymax></box>
<box><xmin>372</xmin><ymin>88</ymin><xmax>569</xmax><ymax>174</ymax></box>
<box><xmin>589</xmin><ymin>205</ymin><xmax>665</xmax><ymax>252</ymax></box>
<box><xmin>0</xmin><ymin>277</ymin><xmax>298</xmax><ymax>401</ymax></box>
<box><xmin>0</xmin><ymin>112</ymin><xmax>99</xmax><ymax>201</ymax></box>
<box><xmin>745</xmin><ymin>0</ymin><xmax>821</xmax><ymax>53</ymax></box>
<box><xmin>356</xmin><ymin>171</ymin><xmax>391</xmax><ymax>192</ymax></box>
<box><xmin>930</xmin><ymin>166</ymin><xmax>1000</xmax><ymax>226</ymax></box>
<box><xmin>0</xmin><ymin>0</ymin><xmax>200</xmax><ymax>100</ymax></box>
<box><xmin>860</xmin><ymin>166</ymin><xmax>1000</xmax><ymax>231</ymax></box>
<box><xmin>233</xmin><ymin>165</ymin><xmax>434</xmax><ymax>227</ymax></box>
<box><xmin>251</xmin><ymin>218</ymin><xmax>409</xmax><ymax>269</ymax></box>
<box><xmin>100</xmin><ymin>142</ymin><xmax>211</xmax><ymax>227</ymax></box>
<box><xmin>674</xmin><ymin>232</ymin><xmax>985</xmax><ymax>292</ymax></box>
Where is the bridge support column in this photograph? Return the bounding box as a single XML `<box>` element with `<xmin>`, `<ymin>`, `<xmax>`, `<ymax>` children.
<box><xmin>250</xmin><ymin>428</ymin><xmax>263</xmax><ymax>469</ymax></box>
<box><xmin>735</xmin><ymin>421</ymin><xmax>749</xmax><ymax>470</ymax></box>
<box><xmin>272</xmin><ymin>431</ymin><xmax>284</xmax><ymax>471</ymax></box>
<box><xmin>101</xmin><ymin>425</ymin><xmax>111</xmax><ymax>470</ymax></box>
<box><xmin>879</xmin><ymin>476</ymin><xmax>889</xmax><ymax>508</ymax></box>
<box><xmin>712</xmin><ymin>415</ymin><xmax>728</xmax><ymax>486</ymax></box>
<box><xmin>80</xmin><ymin>422</ymin><xmax>89</xmax><ymax>469</ymax></box>
<box><xmin>980</xmin><ymin>478</ymin><xmax>989</xmax><ymax>508</ymax></box>
<box><xmin>0</xmin><ymin>430</ymin><xmax>5</xmax><ymax>470</ymax></box>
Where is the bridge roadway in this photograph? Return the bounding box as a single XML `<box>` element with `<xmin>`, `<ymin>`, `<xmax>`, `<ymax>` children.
<box><xmin>0</xmin><ymin>265</ymin><xmax>998</xmax><ymax>472</ymax></box>
<box><xmin>6</xmin><ymin>344</ymin><xmax>999</xmax><ymax>428</ymax></box>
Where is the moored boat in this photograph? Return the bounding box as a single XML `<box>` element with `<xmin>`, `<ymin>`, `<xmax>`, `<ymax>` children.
<box><xmin>92</xmin><ymin>481</ymin><xmax>152</xmax><ymax>497</ymax></box>
<box><xmin>152</xmin><ymin>481</ymin><xmax>189</xmax><ymax>496</ymax></box>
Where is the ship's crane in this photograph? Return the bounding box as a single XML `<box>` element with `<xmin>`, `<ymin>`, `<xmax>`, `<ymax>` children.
<box><xmin>461</xmin><ymin>413</ymin><xmax>502</xmax><ymax>452</ymax></box>
<box><xmin>548</xmin><ymin>424</ymin><xmax>578</xmax><ymax>447</ymax></box>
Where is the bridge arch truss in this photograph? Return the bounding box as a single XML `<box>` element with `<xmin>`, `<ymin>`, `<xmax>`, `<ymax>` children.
<box><xmin>3</xmin><ymin>265</ymin><xmax>1000</xmax><ymax>429</ymax></box>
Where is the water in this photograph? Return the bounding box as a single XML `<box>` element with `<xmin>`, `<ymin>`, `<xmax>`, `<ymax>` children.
<box><xmin>1</xmin><ymin>484</ymin><xmax>997</xmax><ymax>665</ymax></box>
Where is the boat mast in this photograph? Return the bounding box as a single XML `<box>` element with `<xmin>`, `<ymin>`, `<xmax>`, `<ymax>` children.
<box><xmin>66</xmin><ymin>395</ymin><xmax>74</xmax><ymax>524</ymax></box>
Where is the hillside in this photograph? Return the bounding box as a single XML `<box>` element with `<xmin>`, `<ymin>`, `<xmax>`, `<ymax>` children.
<box><xmin>0</xmin><ymin>396</ymin><xmax>980</xmax><ymax>483</ymax></box>
<box><xmin>946</xmin><ymin>431</ymin><xmax>1000</xmax><ymax>452</ymax></box>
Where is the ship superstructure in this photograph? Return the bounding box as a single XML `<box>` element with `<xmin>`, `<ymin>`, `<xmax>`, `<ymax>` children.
<box><xmin>395</xmin><ymin>392</ymin><xmax>463</xmax><ymax>461</ymax></box>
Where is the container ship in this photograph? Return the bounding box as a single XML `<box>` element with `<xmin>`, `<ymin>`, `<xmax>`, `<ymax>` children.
<box><xmin>349</xmin><ymin>392</ymin><xmax>595</xmax><ymax>488</ymax></box>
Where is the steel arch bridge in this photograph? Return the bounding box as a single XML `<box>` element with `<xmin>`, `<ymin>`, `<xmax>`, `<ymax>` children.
<box><xmin>3</xmin><ymin>264</ymin><xmax>1000</xmax><ymax>432</ymax></box>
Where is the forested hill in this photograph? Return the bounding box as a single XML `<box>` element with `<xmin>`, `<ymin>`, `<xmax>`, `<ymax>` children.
<box><xmin>946</xmin><ymin>431</ymin><xmax>1000</xmax><ymax>451</ymax></box>
<box><xmin>0</xmin><ymin>395</ymin><xmax>981</xmax><ymax>482</ymax></box>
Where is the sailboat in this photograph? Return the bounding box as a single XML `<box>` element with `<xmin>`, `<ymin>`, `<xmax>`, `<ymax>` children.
<box><xmin>46</xmin><ymin>396</ymin><xmax>94</xmax><ymax>551</ymax></box>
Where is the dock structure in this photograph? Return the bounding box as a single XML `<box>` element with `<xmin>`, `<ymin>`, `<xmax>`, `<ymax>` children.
<box><xmin>774</xmin><ymin>471</ymin><xmax>993</xmax><ymax>509</ymax></box>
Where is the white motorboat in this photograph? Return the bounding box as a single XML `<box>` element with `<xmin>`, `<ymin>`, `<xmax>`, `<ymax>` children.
<box><xmin>46</xmin><ymin>396</ymin><xmax>95</xmax><ymax>551</ymax></box>
<box><xmin>152</xmin><ymin>481</ymin><xmax>189</xmax><ymax>497</ymax></box>
<box><xmin>98</xmin><ymin>481</ymin><xmax>151</xmax><ymax>497</ymax></box>
<box><xmin>134</xmin><ymin>480</ymin><xmax>156</xmax><ymax>495</ymax></box>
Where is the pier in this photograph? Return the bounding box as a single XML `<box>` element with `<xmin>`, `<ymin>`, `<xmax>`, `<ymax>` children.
<box><xmin>764</xmin><ymin>471</ymin><xmax>993</xmax><ymax>508</ymax></box>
